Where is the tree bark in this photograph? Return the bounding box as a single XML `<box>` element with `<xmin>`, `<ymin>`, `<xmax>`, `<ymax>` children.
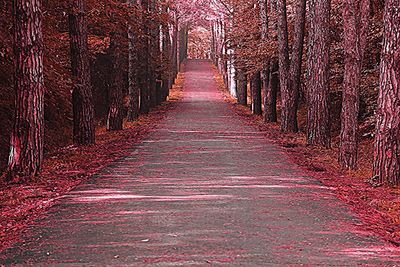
<box><xmin>339</xmin><ymin>0</ymin><xmax>370</xmax><ymax>170</ymax></box>
<box><xmin>149</xmin><ymin>0</ymin><xmax>158</xmax><ymax>109</ymax></box>
<box><xmin>373</xmin><ymin>0</ymin><xmax>400</xmax><ymax>186</ymax></box>
<box><xmin>107</xmin><ymin>33</ymin><xmax>124</xmax><ymax>131</ymax></box>
<box><xmin>68</xmin><ymin>0</ymin><xmax>95</xmax><ymax>145</ymax></box>
<box><xmin>127</xmin><ymin>0</ymin><xmax>140</xmax><ymax>121</ymax></box>
<box><xmin>264</xmin><ymin>60</ymin><xmax>279</xmax><ymax>123</ymax></box>
<box><xmin>251</xmin><ymin>72</ymin><xmax>262</xmax><ymax>115</ymax></box>
<box><xmin>288</xmin><ymin>0</ymin><xmax>306</xmax><ymax>129</ymax></box>
<box><xmin>8</xmin><ymin>0</ymin><xmax>44</xmax><ymax>178</ymax></box>
<box><xmin>277</xmin><ymin>0</ymin><xmax>292</xmax><ymax>131</ymax></box>
<box><xmin>139</xmin><ymin>0</ymin><xmax>150</xmax><ymax>114</ymax></box>
<box><xmin>161</xmin><ymin>5</ymin><xmax>171</xmax><ymax>101</ymax></box>
<box><xmin>236</xmin><ymin>69</ymin><xmax>248</xmax><ymax>106</ymax></box>
<box><xmin>277</xmin><ymin>0</ymin><xmax>306</xmax><ymax>133</ymax></box>
<box><xmin>306</xmin><ymin>0</ymin><xmax>331</xmax><ymax>148</ymax></box>
<box><xmin>171</xmin><ymin>13</ymin><xmax>178</xmax><ymax>84</ymax></box>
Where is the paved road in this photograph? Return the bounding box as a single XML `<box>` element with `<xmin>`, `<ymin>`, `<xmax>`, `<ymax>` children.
<box><xmin>2</xmin><ymin>60</ymin><xmax>400</xmax><ymax>266</ymax></box>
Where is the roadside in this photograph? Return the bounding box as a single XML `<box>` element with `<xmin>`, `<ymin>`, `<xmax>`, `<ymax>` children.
<box><xmin>0</xmin><ymin>73</ymin><xmax>185</xmax><ymax>253</ymax></box>
<box><xmin>213</xmin><ymin>69</ymin><xmax>400</xmax><ymax>246</ymax></box>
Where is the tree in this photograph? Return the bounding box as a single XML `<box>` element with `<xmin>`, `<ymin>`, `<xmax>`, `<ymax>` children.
<box><xmin>265</xmin><ymin>60</ymin><xmax>278</xmax><ymax>123</ymax></box>
<box><xmin>277</xmin><ymin>0</ymin><xmax>306</xmax><ymax>133</ymax></box>
<box><xmin>69</xmin><ymin>0</ymin><xmax>95</xmax><ymax>145</ymax></box>
<box><xmin>149</xmin><ymin>0</ymin><xmax>159</xmax><ymax>108</ymax></box>
<box><xmin>171</xmin><ymin>10</ymin><xmax>179</xmax><ymax>86</ymax></box>
<box><xmin>259</xmin><ymin>0</ymin><xmax>274</xmax><ymax>123</ymax></box>
<box><xmin>251</xmin><ymin>72</ymin><xmax>262</xmax><ymax>115</ymax></box>
<box><xmin>373</xmin><ymin>0</ymin><xmax>400</xmax><ymax>186</ymax></box>
<box><xmin>8</xmin><ymin>0</ymin><xmax>45</xmax><ymax>178</ymax></box>
<box><xmin>236</xmin><ymin>68</ymin><xmax>248</xmax><ymax>106</ymax></box>
<box><xmin>127</xmin><ymin>0</ymin><xmax>140</xmax><ymax>122</ymax></box>
<box><xmin>339</xmin><ymin>0</ymin><xmax>370</xmax><ymax>170</ymax></box>
<box><xmin>161</xmin><ymin>3</ymin><xmax>172</xmax><ymax>102</ymax></box>
<box><xmin>306</xmin><ymin>0</ymin><xmax>331</xmax><ymax>147</ymax></box>
<box><xmin>139</xmin><ymin>0</ymin><xmax>151</xmax><ymax>114</ymax></box>
<box><xmin>263</xmin><ymin>0</ymin><xmax>278</xmax><ymax>123</ymax></box>
<box><xmin>107</xmin><ymin>32</ymin><xmax>124</xmax><ymax>131</ymax></box>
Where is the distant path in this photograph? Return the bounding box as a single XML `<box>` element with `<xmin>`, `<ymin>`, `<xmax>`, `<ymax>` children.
<box><xmin>2</xmin><ymin>60</ymin><xmax>400</xmax><ymax>266</ymax></box>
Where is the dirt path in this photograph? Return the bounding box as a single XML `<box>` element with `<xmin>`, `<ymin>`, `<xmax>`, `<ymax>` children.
<box><xmin>1</xmin><ymin>60</ymin><xmax>400</xmax><ymax>266</ymax></box>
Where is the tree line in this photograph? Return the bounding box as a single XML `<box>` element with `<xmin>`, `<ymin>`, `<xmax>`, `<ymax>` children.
<box><xmin>8</xmin><ymin>0</ymin><xmax>191</xmax><ymax>181</ymax></box>
<box><xmin>211</xmin><ymin>0</ymin><xmax>400</xmax><ymax>186</ymax></box>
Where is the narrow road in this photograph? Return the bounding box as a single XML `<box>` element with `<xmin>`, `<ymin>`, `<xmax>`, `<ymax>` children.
<box><xmin>2</xmin><ymin>60</ymin><xmax>400</xmax><ymax>266</ymax></box>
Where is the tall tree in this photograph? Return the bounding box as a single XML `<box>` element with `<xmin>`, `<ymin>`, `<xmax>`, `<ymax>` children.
<box><xmin>251</xmin><ymin>72</ymin><xmax>262</xmax><ymax>115</ymax></box>
<box><xmin>107</xmin><ymin>33</ymin><xmax>124</xmax><ymax>131</ymax></box>
<box><xmin>265</xmin><ymin>60</ymin><xmax>279</xmax><ymax>123</ymax></box>
<box><xmin>339</xmin><ymin>0</ymin><xmax>370</xmax><ymax>170</ymax></box>
<box><xmin>259</xmin><ymin>0</ymin><xmax>273</xmax><ymax>122</ymax></box>
<box><xmin>69</xmin><ymin>0</ymin><xmax>95</xmax><ymax>145</ymax></box>
<box><xmin>149</xmin><ymin>0</ymin><xmax>158</xmax><ymax>108</ymax></box>
<box><xmin>127</xmin><ymin>0</ymin><xmax>140</xmax><ymax>121</ymax></box>
<box><xmin>264</xmin><ymin>1</ymin><xmax>279</xmax><ymax>123</ymax></box>
<box><xmin>139</xmin><ymin>0</ymin><xmax>151</xmax><ymax>114</ymax></box>
<box><xmin>306</xmin><ymin>0</ymin><xmax>331</xmax><ymax>147</ymax></box>
<box><xmin>8</xmin><ymin>0</ymin><xmax>44</xmax><ymax>178</ymax></box>
<box><xmin>277</xmin><ymin>0</ymin><xmax>306</xmax><ymax>133</ymax></box>
<box><xmin>373</xmin><ymin>0</ymin><xmax>400</xmax><ymax>186</ymax></box>
<box><xmin>161</xmin><ymin>3</ymin><xmax>171</xmax><ymax>102</ymax></box>
<box><xmin>171</xmin><ymin>11</ymin><xmax>179</xmax><ymax>85</ymax></box>
<box><xmin>236</xmin><ymin>68</ymin><xmax>248</xmax><ymax>106</ymax></box>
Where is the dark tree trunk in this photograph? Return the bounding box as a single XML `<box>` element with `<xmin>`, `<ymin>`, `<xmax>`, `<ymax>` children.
<box><xmin>236</xmin><ymin>69</ymin><xmax>248</xmax><ymax>106</ymax></box>
<box><xmin>8</xmin><ymin>0</ymin><xmax>44</xmax><ymax>178</ymax></box>
<box><xmin>127</xmin><ymin>0</ymin><xmax>140</xmax><ymax>122</ymax></box>
<box><xmin>262</xmin><ymin>1</ymin><xmax>278</xmax><ymax>124</ymax></box>
<box><xmin>107</xmin><ymin>33</ymin><xmax>124</xmax><ymax>131</ymax></box>
<box><xmin>306</xmin><ymin>0</ymin><xmax>331</xmax><ymax>148</ymax></box>
<box><xmin>171</xmin><ymin>13</ymin><xmax>178</xmax><ymax>85</ymax></box>
<box><xmin>139</xmin><ymin>0</ymin><xmax>150</xmax><ymax>114</ymax></box>
<box><xmin>264</xmin><ymin>60</ymin><xmax>279</xmax><ymax>123</ymax></box>
<box><xmin>277</xmin><ymin>0</ymin><xmax>306</xmax><ymax>133</ymax></box>
<box><xmin>251</xmin><ymin>72</ymin><xmax>262</xmax><ymax>115</ymax></box>
<box><xmin>68</xmin><ymin>0</ymin><xmax>95</xmax><ymax>145</ymax></box>
<box><xmin>339</xmin><ymin>0</ymin><xmax>370</xmax><ymax>170</ymax></box>
<box><xmin>288</xmin><ymin>0</ymin><xmax>306</xmax><ymax>128</ymax></box>
<box><xmin>373</xmin><ymin>0</ymin><xmax>400</xmax><ymax>186</ymax></box>
<box><xmin>149</xmin><ymin>0</ymin><xmax>158</xmax><ymax>109</ymax></box>
<box><xmin>161</xmin><ymin>5</ymin><xmax>171</xmax><ymax>101</ymax></box>
<box><xmin>277</xmin><ymin>0</ymin><xmax>292</xmax><ymax>131</ymax></box>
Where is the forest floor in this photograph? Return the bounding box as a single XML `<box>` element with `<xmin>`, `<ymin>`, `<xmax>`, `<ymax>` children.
<box><xmin>0</xmin><ymin>73</ymin><xmax>185</xmax><ymax>254</ymax></box>
<box><xmin>1</xmin><ymin>60</ymin><xmax>399</xmax><ymax>265</ymax></box>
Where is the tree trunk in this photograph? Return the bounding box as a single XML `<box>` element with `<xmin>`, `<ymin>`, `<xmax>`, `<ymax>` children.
<box><xmin>107</xmin><ymin>33</ymin><xmax>124</xmax><ymax>131</ymax></box>
<box><xmin>68</xmin><ymin>0</ymin><xmax>95</xmax><ymax>145</ymax></box>
<box><xmin>161</xmin><ymin>6</ymin><xmax>171</xmax><ymax>102</ymax></box>
<box><xmin>288</xmin><ymin>0</ymin><xmax>306</xmax><ymax>130</ymax></box>
<box><xmin>306</xmin><ymin>0</ymin><xmax>331</xmax><ymax>148</ymax></box>
<box><xmin>264</xmin><ymin>60</ymin><xmax>279</xmax><ymax>123</ymax></box>
<box><xmin>339</xmin><ymin>0</ymin><xmax>370</xmax><ymax>170</ymax></box>
<box><xmin>127</xmin><ymin>0</ymin><xmax>140</xmax><ymax>121</ymax></box>
<box><xmin>277</xmin><ymin>0</ymin><xmax>293</xmax><ymax>132</ymax></box>
<box><xmin>236</xmin><ymin>69</ymin><xmax>248</xmax><ymax>106</ymax></box>
<box><xmin>373</xmin><ymin>0</ymin><xmax>400</xmax><ymax>186</ymax></box>
<box><xmin>8</xmin><ymin>0</ymin><xmax>44</xmax><ymax>178</ymax></box>
<box><xmin>149</xmin><ymin>0</ymin><xmax>158</xmax><ymax>109</ymax></box>
<box><xmin>139</xmin><ymin>0</ymin><xmax>150</xmax><ymax>114</ymax></box>
<box><xmin>277</xmin><ymin>0</ymin><xmax>306</xmax><ymax>133</ymax></box>
<box><xmin>251</xmin><ymin>72</ymin><xmax>262</xmax><ymax>115</ymax></box>
<box><xmin>171</xmin><ymin>13</ymin><xmax>178</xmax><ymax>84</ymax></box>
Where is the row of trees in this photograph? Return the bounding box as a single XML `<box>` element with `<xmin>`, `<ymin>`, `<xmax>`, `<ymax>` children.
<box><xmin>211</xmin><ymin>0</ymin><xmax>399</xmax><ymax>186</ymax></box>
<box><xmin>8</xmin><ymin>0</ymin><xmax>191</xmax><ymax>180</ymax></box>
